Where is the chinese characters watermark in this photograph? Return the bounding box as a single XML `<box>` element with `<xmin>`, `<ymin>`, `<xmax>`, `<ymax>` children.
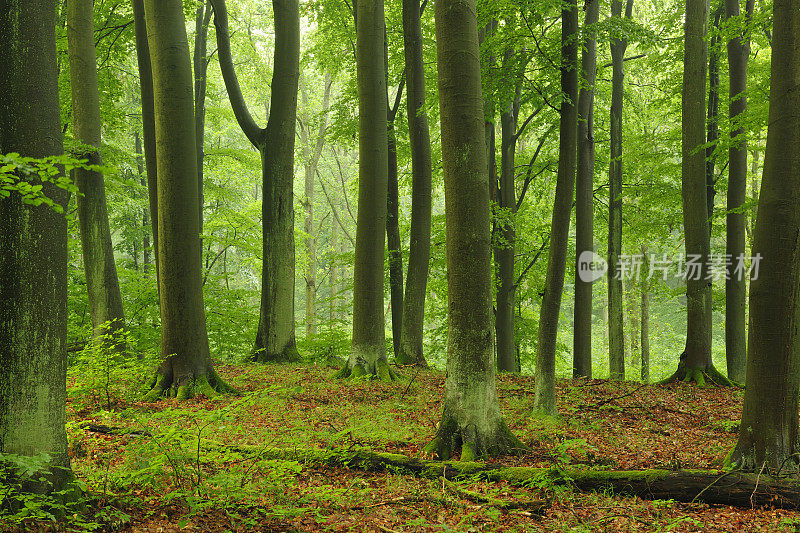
<box><xmin>577</xmin><ymin>251</ymin><xmax>761</xmax><ymax>284</ymax></box>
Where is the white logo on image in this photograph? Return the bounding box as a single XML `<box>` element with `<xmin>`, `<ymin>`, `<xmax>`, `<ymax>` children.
<box><xmin>578</xmin><ymin>250</ymin><xmax>608</xmax><ymax>283</ymax></box>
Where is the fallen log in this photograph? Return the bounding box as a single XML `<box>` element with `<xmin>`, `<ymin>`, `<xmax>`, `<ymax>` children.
<box><xmin>205</xmin><ymin>446</ymin><xmax>800</xmax><ymax>510</ymax></box>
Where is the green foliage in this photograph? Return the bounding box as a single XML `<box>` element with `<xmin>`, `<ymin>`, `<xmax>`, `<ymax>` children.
<box><xmin>0</xmin><ymin>152</ymin><xmax>84</xmax><ymax>213</ymax></box>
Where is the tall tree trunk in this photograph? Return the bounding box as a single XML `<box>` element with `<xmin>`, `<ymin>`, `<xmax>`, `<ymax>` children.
<box><xmin>67</xmin><ymin>0</ymin><xmax>127</xmax><ymax>352</ymax></box>
<box><xmin>135</xmin><ymin>131</ymin><xmax>151</xmax><ymax>270</ymax></box>
<box><xmin>730</xmin><ymin>0</ymin><xmax>800</xmax><ymax>471</ymax></box>
<box><xmin>574</xmin><ymin>0</ymin><xmax>600</xmax><ymax>379</ymax></box>
<box><xmin>142</xmin><ymin>0</ymin><xmax>234</xmax><ymax>399</ymax></box>
<box><xmin>194</xmin><ymin>0</ymin><xmax>212</xmax><ymax>257</ymax></box>
<box><xmin>706</xmin><ymin>7</ymin><xmax>722</xmax><ymax>231</ymax></box>
<box><xmin>301</xmin><ymin>74</ymin><xmax>332</xmax><ymax>338</ymax></box>
<box><xmin>641</xmin><ymin>245</ymin><xmax>651</xmax><ymax>383</ymax></box>
<box><xmin>725</xmin><ymin>0</ymin><xmax>754</xmax><ymax>384</ymax></box>
<box><xmin>397</xmin><ymin>0</ymin><xmax>432</xmax><ymax>367</ymax></box>
<box><xmin>132</xmin><ymin>0</ymin><xmax>159</xmax><ymax>290</ymax></box>
<box><xmin>337</xmin><ymin>0</ymin><xmax>396</xmax><ymax>381</ymax></box>
<box><xmin>494</xmin><ymin>47</ymin><xmax>523</xmax><ymax>374</ymax></box>
<box><xmin>663</xmin><ymin>0</ymin><xmax>730</xmax><ymax>386</ymax></box>
<box><xmin>425</xmin><ymin>0</ymin><xmax>524</xmax><ymax>459</ymax></box>
<box><xmin>0</xmin><ymin>0</ymin><xmax>71</xmax><ymax>484</ymax></box>
<box><xmin>386</xmin><ymin>38</ymin><xmax>405</xmax><ymax>362</ymax></box>
<box><xmin>533</xmin><ymin>0</ymin><xmax>579</xmax><ymax>415</ymax></box>
<box><xmin>210</xmin><ymin>0</ymin><xmax>301</xmax><ymax>363</ymax></box>
<box><xmin>330</xmin><ymin>200</ymin><xmax>338</xmax><ymax>324</ymax></box>
<box><xmin>608</xmin><ymin>0</ymin><xmax>633</xmax><ymax>381</ymax></box>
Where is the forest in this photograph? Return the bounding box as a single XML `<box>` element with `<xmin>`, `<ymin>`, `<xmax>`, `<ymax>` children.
<box><xmin>1</xmin><ymin>0</ymin><xmax>800</xmax><ymax>530</ymax></box>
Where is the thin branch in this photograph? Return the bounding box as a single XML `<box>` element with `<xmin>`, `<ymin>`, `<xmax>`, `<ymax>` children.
<box><xmin>516</xmin><ymin>123</ymin><xmax>557</xmax><ymax>209</ymax></box>
<box><xmin>319</xmin><ymin>174</ymin><xmax>355</xmax><ymax>246</ymax></box>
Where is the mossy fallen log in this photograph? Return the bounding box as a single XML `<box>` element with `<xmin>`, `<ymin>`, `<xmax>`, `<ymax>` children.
<box><xmin>209</xmin><ymin>446</ymin><xmax>800</xmax><ymax>510</ymax></box>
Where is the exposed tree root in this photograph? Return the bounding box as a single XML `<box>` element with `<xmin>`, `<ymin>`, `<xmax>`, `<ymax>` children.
<box><xmin>142</xmin><ymin>364</ymin><xmax>237</xmax><ymax>401</ymax></box>
<box><xmin>192</xmin><ymin>445</ymin><xmax>800</xmax><ymax>510</ymax></box>
<box><xmin>334</xmin><ymin>357</ymin><xmax>400</xmax><ymax>382</ymax></box>
<box><xmin>658</xmin><ymin>356</ymin><xmax>738</xmax><ymax>387</ymax></box>
<box><xmin>423</xmin><ymin>415</ymin><xmax>526</xmax><ymax>461</ymax></box>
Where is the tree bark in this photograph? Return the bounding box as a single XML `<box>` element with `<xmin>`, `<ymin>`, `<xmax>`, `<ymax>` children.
<box><xmin>573</xmin><ymin>0</ymin><xmax>600</xmax><ymax>379</ymax></box>
<box><xmin>336</xmin><ymin>0</ymin><xmax>395</xmax><ymax>381</ymax></box>
<box><xmin>132</xmin><ymin>0</ymin><xmax>160</xmax><ymax>291</ymax></box>
<box><xmin>397</xmin><ymin>0</ymin><xmax>432</xmax><ymax>367</ymax></box>
<box><xmin>142</xmin><ymin>0</ymin><xmax>234</xmax><ymax>399</ymax></box>
<box><xmin>0</xmin><ymin>0</ymin><xmax>71</xmax><ymax>483</ymax></box>
<box><xmin>608</xmin><ymin>0</ymin><xmax>633</xmax><ymax>381</ymax></box>
<box><xmin>301</xmin><ymin>74</ymin><xmax>332</xmax><ymax>338</ymax></box>
<box><xmin>725</xmin><ymin>0</ymin><xmax>754</xmax><ymax>384</ymax></box>
<box><xmin>67</xmin><ymin>0</ymin><xmax>128</xmax><ymax>353</ymax></box>
<box><xmin>210</xmin><ymin>0</ymin><xmax>301</xmax><ymax>363</ymax></box>
<box><xmin>425</xmin><ymin>0</ymin><xmax>523</xmax><ymax>459</ymax></box>
<box><xmin>730</xmin><ymin>0</ymin><xmax>800</xmax><ymax>473</ymax></box>
<box><xmin>533</xmin><ymin>0</ymin><xmax>579</xmax><ymax>415</ymax></box>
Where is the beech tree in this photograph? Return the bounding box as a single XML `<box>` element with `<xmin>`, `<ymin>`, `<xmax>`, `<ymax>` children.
<box><xmin>67</xmin><ymin>0</ymin><xmax>127</xmax><ymax>352</ymax></box>
<box><xmin>301</xmin><ymin>74</ymin><xmax>332</xmax><ymax>338</ymax></box>
<box><xmin>729</xmin><ymin>0</ymin><xmax>800</xmax><ymax>472</ymax></box>
<box><xmin>724</xmin><ymin>0</ymin><xmax>754</xmax><ymax>384</ymax></box>
<box><xmin>608</xmin><ymin>0</ymin><xmax>634</xmax><ymax>381</ymax></box>
<box><xmin>209</xmin><ymin>0</ymin><xmax>301</xmax><ymax>362</ymax></box>
<box><xmin>132</xmin><ymin>0</ymin><xmax>159</xmax><ymax>287</ymax></box>
<box><xmin>194</xmin><ymin>0</ymin><xmax>212</xmax><ymax>249</ymax></box>
<box><xmin>424</xmin><ymin>0</ymin><xmax>523</xmax><ymax>459</ymax></box>
<box><xmin>533</xmin><ymin>0</ymin><xmax>579</xmax><ymax>415</ymax></box>
<box><xmin>573</xmin><ymin>0</ymin><xmax>600</xmax><ymax>379</ymax></box>
<box><xmin>662</xmin><ymin>0</ymin><xmax>731</xmax><ymax>385</ymax></box>
<box><xmin>142</xmin><ymin>0</ymin><xmax>234</xmax><ymax>399</ymax></box>
<box><xmin>336</xmin><ymin>0</ymin><xmax>396</xmax><ymax>381</ymax></box>
<box><xmin>0</xmin><ymin>0</ymin><xmax>71</xmax><ymax>484</ymax></box>
<box><xmin>396</xmin><ymin>0</ymin><xmax>432</xmax><ymax>367</ymax></box>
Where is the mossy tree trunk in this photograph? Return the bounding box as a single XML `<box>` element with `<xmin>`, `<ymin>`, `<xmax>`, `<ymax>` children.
<box><xmin>67</xmin><ymin>0</ymin><xmax>128</xmax><ymax>353</ymax></box>
<box><xmin>337</xmin><ymin>0</ymin><xmax>396</xmax><ymax>381</ymax></box>
<box><xmin>0</xmin><ymin>0</ymin><xmax>71</xmax><ymax>485</ymax></box>
<box><xmin>132</xmin><ymin>0</ymin><xmax>160</xmax><ymax>292</ymax></box>
<box><xmin>533</xmin><ymin>0</ymin><xmax>579</xmax><ymax>416</ymax></box>
<box><xmin>396</xmin><ymin>0</ymin><xmax>432</xmax><ymax>368</ymax></box>
<box><xmin>210</xmin><ymin>0</ymin><xmax>301</xmax><ymax>363</ymax></box>
<box><xmin>425</xmin><ymin>0</ymin><xmax>524</xmax><ymax>460</ymax></box>
<box><xmin>724</xmin><ymin>0</ymin><xmax>754</xmax><ymax>384</ymax></box>
<box><xmin>142</xmin><ymin>0</ymin><xmax>234</xmax><ymax>399</ymax></box>
<box><xmin>729</xmin><ymin>0</ymin><xmax>800</xmax><ymax>473</ymax></box>
<box><xmin>134</xmin><ymin>131</ymin><xmax>151</xmax><ymax>271</ymax></box>
<box><xmin>608</xmin><ymin>0</ymin><xmax>633</xmax><ymax>381</ymax></box>
<box><xmin>573</xmin><ymin>0</ymin><xmax>599</xmax><ymax>379</ymax></box>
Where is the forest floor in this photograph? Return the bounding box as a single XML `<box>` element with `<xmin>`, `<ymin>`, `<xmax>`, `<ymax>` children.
<box><xmin>52</xmin><ymin>362</ymin><xmax>800</xmax><ymax>532</ymax></box>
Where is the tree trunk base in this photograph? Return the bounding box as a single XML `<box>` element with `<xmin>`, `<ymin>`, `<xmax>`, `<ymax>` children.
<box><xmin>143</xmin><ymin>363</ymin><xmax>237</xmax><ymax>401</ymax></box>
<box><xmin>395</xmin><ymin>348</ymin><xmax>429</xmax><ymax>368</ymax></box>
<box><xmin>248</xmin><ymin>343</ymin><xmax>301</xmax><ymax>364</ymax></box>
<box><xmin>334</xmin><ymin>357</ymin><xmax>400</xmax><ymax>382</ymax></box>
<box><xmin>658</xmin><ymin>360</ymin><xmax>737</xmax><ymax>387</ymax></box>
<box><xmin>424</xmin><ymin>413</ymin><xmax>526</xmax><ymax>461</ymax></box>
